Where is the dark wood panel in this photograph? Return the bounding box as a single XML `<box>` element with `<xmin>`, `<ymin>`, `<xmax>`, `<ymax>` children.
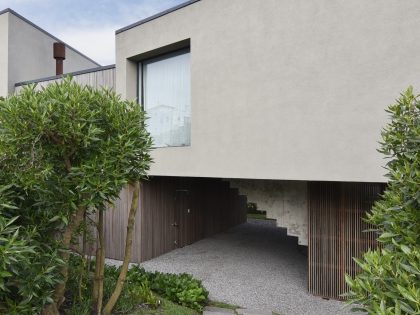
<box><xmin>104</xmin><ymin>177</ymin><xmax>247</xmax><ymax>263</ymax></box>
<box><xmin>308</xmin><ymin>182</ymin><xmax>385</xmax><ymax>299</ymax></box>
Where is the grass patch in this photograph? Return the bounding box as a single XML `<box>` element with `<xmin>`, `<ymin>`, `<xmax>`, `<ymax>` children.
<box><xmin>130</xmin><ymin>295</ymin><xmax>198</xmax><ymax>315</ymax></box>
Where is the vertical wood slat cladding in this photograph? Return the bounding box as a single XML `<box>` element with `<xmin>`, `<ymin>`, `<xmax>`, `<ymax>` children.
<box><xmin>308</xmin><ymin>182</ymin><xmax>385</xmax><ymax>299</ymax></box>
<box><xmin>104</xmin><ymin>176</ymin><xmax>247</xmax><ymax>263</ymax></box>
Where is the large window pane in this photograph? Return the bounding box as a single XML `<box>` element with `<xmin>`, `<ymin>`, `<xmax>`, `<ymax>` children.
<box><xmin>140</xmin><ymin>50</ymin><xmax>191</xmax><ymax>147</ymax></box>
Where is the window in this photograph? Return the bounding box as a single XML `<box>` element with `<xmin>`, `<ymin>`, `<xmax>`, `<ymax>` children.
<box><xmin>139</xmin><ymin>49</ymin><xmax>191</xmax><ymax>147</ymax></box>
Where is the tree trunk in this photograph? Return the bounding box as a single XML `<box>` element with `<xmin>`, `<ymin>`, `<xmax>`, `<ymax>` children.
<box><xmin>92</xmin><ymin>257</ymin><xmax>99</xmax><ymax>308</ymax></box>
<box><xmin>98</xmin><ymin>210</ymin><xmax>105</xmax><ymax>314</ymax></box>
<box><xmin>42</xmin><ymin>206</ymin><xmax>86</xmax><ymax>315</ymax></box>
<box><xmin>103</xmin><ymin>182</ymin><xmax>140</xmax><ymax>315</ymax></box>
<box><xmin>92</xmin><ymin>231</ymin><xmax>100</xmax><ymax>308</ymax></box>
<box><xmin>78</xmin><ymin>213</ymin><xmax>87</xmax><ymax>302</ymax></box>
<box><xmin>92</xmin><ymin>209</ymin><xmax>105</xmax><ymax>314</ymax></box>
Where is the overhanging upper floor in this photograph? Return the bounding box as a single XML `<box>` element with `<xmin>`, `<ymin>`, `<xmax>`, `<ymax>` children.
<box><xmin>115</xmin><ymin>0</ymin><xmax>420</xmax><ymax>183</ymax></box>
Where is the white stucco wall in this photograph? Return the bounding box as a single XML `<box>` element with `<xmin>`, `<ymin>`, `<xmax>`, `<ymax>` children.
<box><xmin>0</xmin><ymin>13</ymin><xmax>8</xmax><ymax>97</ymax></box>
<box><xmin>117</xmin><ymin>0</ymin><xmax>420</xmax><ymax>183</ymax></box>
<box><xmin>7</xmin><ymin>12</ymin><xmax>99</xmax><ymax>94</ymax></box>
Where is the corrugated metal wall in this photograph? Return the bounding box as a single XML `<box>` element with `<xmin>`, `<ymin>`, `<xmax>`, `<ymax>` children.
<box><xmin>104</xmin><ymin>176</ymin><xmax>247</xmax><ymax>262</ymax></box>
<box><xmin>308</xmin><ymin>182</ymin><xmax>385</xmax><ymax>299</ymax></box>
<box><xmin>14</xmin><ymin>67</ymin><xmax>115</xmax><ymax>92</ymax></box>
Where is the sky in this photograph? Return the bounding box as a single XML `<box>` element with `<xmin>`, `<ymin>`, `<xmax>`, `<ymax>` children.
<box><xmin>0</xmin><ymin>0</ymin><xmax>186</xmax><ymax>65</ymax></box>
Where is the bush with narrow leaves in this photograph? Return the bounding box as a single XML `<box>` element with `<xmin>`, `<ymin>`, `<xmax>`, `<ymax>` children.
<box><xmin>0</xmin><ymin>185</ymin><xmax>63</xmax><ymax>314</ymax></box>
<box><xmin>345</xmin><ymin>87</ymin><xmax>420</xmax><ymax>314</ymax></box>
<box><xmin>0</xmin><ymin>78</ymin><xmax>152</xmax><ymax>314</ymax></box>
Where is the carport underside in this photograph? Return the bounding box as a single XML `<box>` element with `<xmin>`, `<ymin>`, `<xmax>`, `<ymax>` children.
<box><xmin>104</xmin><ymin>177</ymin><xmax>384</xmax><ymax>300</ymax></box>
<box><xmin>104</xmin><ymin>177</ymin><xmax>247</xmax><ymax>262</ymax></box>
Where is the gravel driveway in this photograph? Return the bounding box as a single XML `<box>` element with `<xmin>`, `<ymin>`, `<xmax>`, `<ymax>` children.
<box><xmin>108</xmin><ymin>219</ymin><xmax>359</xmax><ymax>315</ymax></box>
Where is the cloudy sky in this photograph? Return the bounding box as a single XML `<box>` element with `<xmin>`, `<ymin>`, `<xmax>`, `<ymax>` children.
<box><xmin>1</xmin><ymin>0</ymin><xmax>186</xmax><ymax>65</ymax></box>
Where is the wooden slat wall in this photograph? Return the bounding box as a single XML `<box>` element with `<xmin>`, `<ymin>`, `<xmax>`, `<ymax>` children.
<box><xmin>103</xmin><ymin>185</ymin><xmax>142</xmax><ymax>261</ymax></box>
<box><xmin>308</xmin><ymin>182</ymin><xmax>385</xmax><ymax>299</ymax></box>
<box><xmin>104</xmin><ymin>176</ymin><xmax>247</xmax><ymax>263</ymax></box>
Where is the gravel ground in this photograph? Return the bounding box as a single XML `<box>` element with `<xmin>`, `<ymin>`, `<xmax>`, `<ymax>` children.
<box><xmin>107</xmin><ymin>219</ymin><xmax>360</xmax><ymax>315</ymax></box>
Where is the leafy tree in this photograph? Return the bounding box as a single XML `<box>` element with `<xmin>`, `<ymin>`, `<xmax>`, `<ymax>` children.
<box><xmin>0</xmin><ymin>78</ymin><xmax>152</xmax><ymax>314</ymax></box>
<box><xmin>346</xmin><ymin>87</ymin><xmax>420</xmax><ymax>314</ymax></box>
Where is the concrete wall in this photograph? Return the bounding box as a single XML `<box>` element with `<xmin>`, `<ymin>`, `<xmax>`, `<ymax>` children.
<box><xmin>116</xmin><ymin>0</ymin><xmax>420</xmax><ymax>183</ymax></box>
<box><xmin>7</xmin><ymin>12</ymin><xmax>98</xmax><ymax>94</ymax></box>
<box><xmin>229</xmin><ymin>179</ymin><xmax>308</xmax><ymax>245</ymax></box>
<box><xmin>0</xmin><ymin>13</ymin><xmax>8</xmax><ymax>97</ymax></box>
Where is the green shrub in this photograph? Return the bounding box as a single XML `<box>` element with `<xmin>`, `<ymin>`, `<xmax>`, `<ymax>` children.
<box><xmin>65</xmin><ymin>259</ymin><xmax>161</xmax><ymax>314</ymax></box>
<box><xmin>345</xmin><ymin>87</ymin><xmax>420</xmax><ymax>314</ymax></box>
<box><xmin>131</xmin><ymin>282</ymin><xmax>160</xmax><ymax>309</ymax></box>
<box><xmin>128</xmin><ymin>266</ymin><xmax>209</xmax><ymax>312</ymax></box>
<box><xmin>0</xmin><ymin>185</ymin><xmax>63</xmax><ymax>315</ymax></box>
<box><xmin>0</xmin><ymin>78</ymin><xmax>152</xmax><ymax>313</ymax></box>
<box><xmin>65</xmin><ymin>259</ymin><xmax>208</xmax><ymax>314</ymax></box>
<box><xmin>247</xmin><ymin>202</ymin><xmax>258</xmax><ymax>213</ymax></box>
<box><xmin>103</xmin><ymin>265</ymin><xmax>158</xmax><ymax>314</ymax></box>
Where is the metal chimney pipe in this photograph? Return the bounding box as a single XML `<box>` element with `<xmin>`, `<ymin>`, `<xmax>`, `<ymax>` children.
<box><xmin>53</xmin><ymin>42</ymin><xmax>66</xmax><ymax>75</ymax></box>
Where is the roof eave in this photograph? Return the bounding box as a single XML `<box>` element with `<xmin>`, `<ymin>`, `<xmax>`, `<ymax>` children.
<box><xmin>115</xmin><ymin>0</ymin><xmax>201</xmax><ymax>35</ymax></box>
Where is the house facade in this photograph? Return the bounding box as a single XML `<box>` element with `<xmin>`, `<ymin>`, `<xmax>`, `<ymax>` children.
<box><xmin>4</xmin><ymin>0</ymin><xmax>420</xmax><ymax>300</ymax></box>
<box><xmin>114</xmin><ymin>0</ymin><xmax>420</xmax><ymax>299</ymax></box>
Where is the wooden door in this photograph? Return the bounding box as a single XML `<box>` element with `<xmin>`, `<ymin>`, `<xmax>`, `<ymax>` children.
<box><xmin>174</xmin><ymin>190</ymin><xmax>192</xmax><ymax>248</ymax></box>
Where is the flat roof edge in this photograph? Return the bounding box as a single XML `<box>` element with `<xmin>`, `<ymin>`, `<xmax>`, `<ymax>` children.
<box><xmin>116</xmin><ymin>0</ymin><xmax>201</xmax><ymax>35</ymax></box>
<box><xmin>15</xmin><ymin>64</ymin><xmax>115</xmax><ymax>87</ymax></box>
<box><xmin>0</xmin><ymin>8</ymin><xmax>101</xmax><ymax>66</ymax></box>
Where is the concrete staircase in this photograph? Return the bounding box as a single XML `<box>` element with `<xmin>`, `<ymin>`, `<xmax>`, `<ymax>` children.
<box><xmin>228</xmin><ymin>179</ymin><xmax>308</xmax><ymax>246</ymax></box>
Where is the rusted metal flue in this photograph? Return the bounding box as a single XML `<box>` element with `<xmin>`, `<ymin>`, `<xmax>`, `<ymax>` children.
<box><xmin>53</xmin><ymin>42</ymin><xmax>66</xmax><ymax>75</ymax></box>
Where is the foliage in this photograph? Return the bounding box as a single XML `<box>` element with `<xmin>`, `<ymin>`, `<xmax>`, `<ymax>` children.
<box><xmin>247</xmin><ymin>202</ymin><xmax>258</xmax><ymax>213</ymax></box>
<box><xmin>246</xmin><ymin>202</ymin><xmax>268</xmax><ymax>220</ymax></box>
<box><xmin>130</xmin><ymin>296</ymin><xmax>199</xmax><ymax>315</ymax></box>
<box><xmin>0</xmin><ymin>78</ymin><xmax>152</xmax><ymax>313</ymax></box>
<box><xmin>0</xmin><ymin>77</ymin><xmax>152</xmax><ymax>224</ymax></box>
<box><xmin>129</xmin><ymin>282</ymin><xmax>160</xmax><ymax>310</ymax></box>
<box><xmin>0</xmin><ymin>185</ymin><xmax>63</xmax><ymax>315</ymax></box>
<box><xmin>345</xmin><ymin>87</ymin><xmax>420</xmax><ymax>314</ymax></box>
<box><xmin>65</xmin><ymin>258</ymin><xmax>206</xmax><ymax>314</ymax></box>
<box><xmin>103</xmin><ymin>265</ymin><xmax>158</xmax><ymax>314</ymax></box>
<box><xmin>128</xmin><ymin>266</ymin><xmax>209</xmax><ymax>312</ymax></box>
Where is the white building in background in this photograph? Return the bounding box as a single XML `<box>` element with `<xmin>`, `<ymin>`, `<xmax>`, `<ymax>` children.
<box><xmin>0</xmin><ymin>8</ymin><xmax>99</xmax><ymax>97</ymax></box>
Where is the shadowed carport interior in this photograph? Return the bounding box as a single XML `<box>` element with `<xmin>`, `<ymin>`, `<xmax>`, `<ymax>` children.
<box><xmin>102</xmin><ymin>177</ymin><xmax>384</xmax><ymax>310</ymax></box>
<box><xmin>124</xmin><ymin>220</ymin><xmax>358</xmax><ymax>315</ymax></box>
<box><xmin>103</xmin><ymin>176</ymin><xmax>247</xmax><ymax>262</ymax></box>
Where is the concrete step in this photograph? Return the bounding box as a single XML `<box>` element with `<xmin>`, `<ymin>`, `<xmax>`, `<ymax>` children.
<box><xmin>203</xmin><ymin>306</ymin><xmax>275</xmax><ymax>315</ymax></box>
<box><xmin>203</xmin><ymin>306</ymin><xmax>236</xmax><ymax>315</ymax></box>
<box><xmin>236</xmin><ymin>309</ymin><xmax>274</xmax><ymax>315</ymax></box>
